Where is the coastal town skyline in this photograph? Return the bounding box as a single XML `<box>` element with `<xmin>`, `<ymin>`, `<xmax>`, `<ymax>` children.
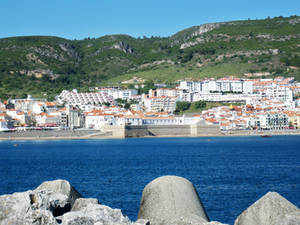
<box><xmin>1</xmin><ymin>75</ymin><xmax>299</xmax><ymax>139</ymax></box>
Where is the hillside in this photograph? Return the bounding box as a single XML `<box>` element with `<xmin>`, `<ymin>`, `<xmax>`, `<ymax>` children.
<box><xmin>0</xmin><ymin>15</ymin><xmax>299</xmax><ymax>99</ymax></box>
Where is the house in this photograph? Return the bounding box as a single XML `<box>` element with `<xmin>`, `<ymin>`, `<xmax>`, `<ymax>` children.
<box><xmin>35</xmin><ymin>112</ymin><xmax>60</xmax><ymax>127</ymax></box>
<box><xmin>0</xmin><ymin>119</ymin><xmax>9</xmax><ymax>131</ymax></box>
<box><xmin>85</xmin><ymin>112</ymin><xmax>117</xmax><ymax>129</ymax></box>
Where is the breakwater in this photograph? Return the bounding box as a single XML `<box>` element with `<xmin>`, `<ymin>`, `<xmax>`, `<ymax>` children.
<box><xmin>0</xmin><ymin>177</ymin><xmax>299</xmax><ymax>225</ymax></box>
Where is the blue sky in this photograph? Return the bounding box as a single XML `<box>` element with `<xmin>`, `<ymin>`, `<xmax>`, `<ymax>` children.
<box><xmin>1</xmin><ymin>0</ymin><xmax>299</xmax><ymax>40</ymax></box>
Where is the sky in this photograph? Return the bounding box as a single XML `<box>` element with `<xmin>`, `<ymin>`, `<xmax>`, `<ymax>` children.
<box><xmin>0</xmin><ymin>0</ymin><xmax>299</xmax><ymax>40</ymax></box>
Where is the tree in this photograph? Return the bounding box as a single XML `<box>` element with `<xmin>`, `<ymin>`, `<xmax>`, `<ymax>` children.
<box><xmin>138</xmin><ymin>80</ymin><xmax>155</xmax><ymax>94</ymax></box>
<box><xmin>124</xmin><ymin>103</ymin><xmax>131</xmax><ymax>110</ymax></box>
<box><xmin>175</xmin><ymin>101</ymin><xmax>191</xmax><ymax>113</ymax></box>
<box><xmin>103</xmin><ymin>102</ymin><xmax>110</xmax><ymax>107</ymax></box>
<box><xmin>191</xmin><ymin>101</ymin><xmax>206</xmax><ymax>110</ymax></box>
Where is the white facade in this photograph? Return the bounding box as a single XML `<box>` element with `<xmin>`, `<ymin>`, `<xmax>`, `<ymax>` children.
<box><xmin>247</xmin><ymin>113</ymin><xmax>289</xmax><ymax>129</ymax></box>
<box><xmin>143</xmin><ymin>96</ymin><xmax>178</xmax><ymax>112</ymax></box>
<box><xmin>156</xmin><ymin>88</ymin><xmax>178</xmax><ymax>97</ymax></box>
<box><xmin>112</xmin><ymin>89</ymin><xmax>138</xmax><ymax>100</ymax></box>
<box><xmin>0</xmin><ymin>120</ymin><xmax>8</xmax><ymax>131</ymax></box>
<box><xmin>178</xmin><ymin>90</ymin><xmax>193</xmax><ymax>102</ymax></box>
<box><xmin>180</xmin><ymin>79</ymin><xmax>247</xmax><ymax>94</ymax></box>
<box><xmin>57</xmin><ymin>90</ymin><xmax>115</xmax><ymax>106</ymax></box>
<box><xmin>262</xmin><ymin>87</ymin><xmax>293</xmax><ymax>103</ymax></box>
<box><xmin>35</xmin><ymin>113</ymin><xmax>60</xmax><ymax>126</ymax></box>
<box><xmin>85</xmin><ymin>114</ymin><xmax>116</xmax><ymax>129</ymax></box>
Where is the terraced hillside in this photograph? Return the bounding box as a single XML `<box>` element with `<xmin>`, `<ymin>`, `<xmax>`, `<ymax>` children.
<box><xmin>0</xmin><ymin>15</ymin><xmax>299</xmax><ymax>99</ymax></box>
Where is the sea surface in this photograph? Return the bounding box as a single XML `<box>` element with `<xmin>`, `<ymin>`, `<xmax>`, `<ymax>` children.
<box><xmin>0</xmin><ymin>136</ymin><xmax>299</xmax><ymax>224</ymax></box>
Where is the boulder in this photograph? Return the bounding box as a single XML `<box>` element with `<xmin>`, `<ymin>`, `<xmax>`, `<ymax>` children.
<box><xmin>138</xmin><ymin>175</ymin><xmax>209</xmax><ymax>225</ymax></box>
<box><xmin>35</xmin><ymin>179</ymin><xmax>81</xmax><ymax>207</ymax></box>
<box><xmin>0</xmin><ymin>191</ymin><xmax>33</xmax><ymax>225</ymax></box>
<box><xmin>0</xmin><ymin>180</ymin><xmax>82</xmax><ymax>224</ymax></box>
<box><xmin>234</xmin><ymin>192</ymin><xmax>300</xmax><ymax>225</ymax></box>
<box><xmin>71</xmin><ymin>198</ymin><xmax>99</xmax><ymax>211</ymax></box>
<box><xmin>0</xmin><ymin>179</ymin><xmax>133</xmax><ymax>225</ymax></box>
<box><xmin>62</xmin><ymin>203</ymin><xmax>131</xmax><ymax>225</ymax></box>
<box><xmin>23</xmin><ymin>209</ymin><xmax>58</xmax><ymax>225</ymax></box>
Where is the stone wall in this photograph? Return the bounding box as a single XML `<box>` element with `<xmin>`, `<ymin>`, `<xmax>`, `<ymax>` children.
<box><xmin>125</xmin><ymin>123</ymin><xmax>221</xmax><ymax>138</ymax></box>
<box><xmin>191</xmin><ymin>122</ymin><xmax>221</xmax><ymax>136</ymax></box>
<box><xmin>147</xmin><ymin>125</ymin><xmax>191</xmax><ymax>136</ymax></box>
<box><xmin>124</xmin><ymin>125</ymin><xmax>191</xmax><ymax>137</ymax></box>
<box><xmin>0</xmin><ymin>129</ymin><xmax>102</xmax><ymax>139</ymax></box>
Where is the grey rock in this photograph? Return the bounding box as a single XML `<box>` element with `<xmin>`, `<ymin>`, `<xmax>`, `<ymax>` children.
<box><xmin>71</xmin><ymin>198</ymin><xmax>99</xmax><ymax>211</ymax></box>
<box><xmin>169</xmin><ymin>214</ymin><xmax>228</xmax><ymax>225</ymax></box>
<box><xmin>0</xmin><ymin>180</ymin><xmax>81</xmax><ymax>224</ymax></box>
<box><xmin>133</xmin><ymin>219</ymin><xmax>151</xmax><ymax>225</ymax></box>
<box><xmin>234</xmin><ymin>192</ymin><xmax>300</xmax><ymax>225</ymax></box>
<box><xmin>0</xmin><ymin>179</ymin><xmax>133</xmax><ymax>225</ymax></box>
<box><xmin>62</xmin><ymin>204</ymin><xmax>131</xmax><ymax>225</ymax></box>
<box><xmin>0</xmin><ymin>191</ymin><xmax>30</xmax><ymax>221</ymax></box>
<box><xmin>0</xmin><ymin>191</ymin><xmax>31</xmax><ymax>224</ymax></box>
<box><xmin>278</xmin><ymin>211</ymin><xmax>300</xmax><ymax>225</ymax></box>
<box><xmin>168</xmin><ymin>213</ymin><xmax>208</xmax><ymax>225</ymax></box>
<box><xmin>138</xmin><ymin>175</ymin><xmax>209</xmax><ymax>225</ymax></box>
<box><xmin>30</xmin><ymin>190</ymin><xmax>71</xmax><ymax>217</ymax></box>
<box><xmin>0</xmin><ymin>190</ymin><xmax>59</xmax><ymax>225</ymax></box>
<box><xmin>23</xmin><ymin>209</ymin><xmax>58</xmax><ymax>225</ymax></box>
<box><xmin>169</xmin><ymin>215</ymin><xmax>229</xmax><ymax>225</ymax></box>
<box><xmin>35</xmin><ymin>179</ymin><xmax>81</xmax><ymax>207</ymax></box>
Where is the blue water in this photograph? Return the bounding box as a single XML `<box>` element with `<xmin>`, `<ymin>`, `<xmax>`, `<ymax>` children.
<box><xmin>0</xmin><ymin>136</ymin><xmax>299</xmax><ymax>224</ymax></box>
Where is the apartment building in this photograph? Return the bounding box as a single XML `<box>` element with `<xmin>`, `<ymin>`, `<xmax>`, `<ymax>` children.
<box><xmin>143</xmin><ymin>96</ymin><xmax>178</xmax><ymax>112</ymax></box>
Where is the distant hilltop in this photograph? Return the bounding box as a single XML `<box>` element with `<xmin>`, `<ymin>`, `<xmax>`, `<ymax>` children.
<box><xmin>0</xmin><ymin>15</ymin><xmax>299</xmax><ymax>99</ymax></box>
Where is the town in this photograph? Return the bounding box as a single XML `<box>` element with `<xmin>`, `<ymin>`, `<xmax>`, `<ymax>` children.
<box><xmin>1</xmin><ymin>76</ymin><xmax>300</xmax><ymax>137</ymax></box>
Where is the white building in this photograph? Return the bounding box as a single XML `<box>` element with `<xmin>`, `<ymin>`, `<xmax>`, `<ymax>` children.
<box><xmin>85</xmin><ymin>113</ymin><xmax>116</xmax><ymax>129</ymax></box>
<box><xmin>246</xmin><ymin>113</ymin><xmax>289</xmax><ymax>129</ymax></box>
<box><xmin>35</xmin><ymin>113</ymin><xmax>60</xmax><ymax>126</ymax></box>
<box><xmin>143</xmin><ymin>96</ymin><xmax>178</xmax><ymax>112</ymax></box>
<box><xmin>57</xmin><ymin>90</ymin><xmax>115</xmax><ymax>107</ymax></box>
<box><xmin>262</xmin><ymin>87</ymin><xmax>293</xmax><ymax>103</ymax></box>
<box><xmin>112</xmin><ymin>89</ymin><xmax>138</xmax><ymax>100</ymax></box>
<box><xmin>0</xmin><ymin>119</ymin><xmax>9</xmax><ymax>131</ymax></box>
<box><xmin>243</xmin><ymin>80</ymin><xmax>254</xmax><ymax>94</ymax></box>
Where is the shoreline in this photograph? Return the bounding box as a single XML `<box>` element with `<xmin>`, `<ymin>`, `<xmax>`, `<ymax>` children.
<box><xmin>0</xmin><ymin>129</ymin><xmax>300</xmax><ymax>141</ymax></box>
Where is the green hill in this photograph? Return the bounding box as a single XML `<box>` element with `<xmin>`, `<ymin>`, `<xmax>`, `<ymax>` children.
<box><xmin>0</xmin><ymin>15</ymin><xmax>299</xmax><ymax>99</ymax></box>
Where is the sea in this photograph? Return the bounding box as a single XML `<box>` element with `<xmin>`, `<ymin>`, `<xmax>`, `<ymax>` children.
<box><xmin>0</xmin><ymin>136</ymin><xmax>299</xmax><ymax>224</ymax></box>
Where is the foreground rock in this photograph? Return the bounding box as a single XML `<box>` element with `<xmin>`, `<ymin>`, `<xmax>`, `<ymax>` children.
<box><xmin>138</xmin><ymin>175</ymin><xmax>212</xmax><ymax>225</ymax></box>
<box><xmin>234</xmin><ymin>192</ymin><xmax>300</xmax><ymax>225</ymax></box>
<box><xmin>1</xmin><ymin>177</ymin><xmax>298</xmax><ymax>225</ymax></box>
<box><xmin>0</xmin><ymin>179</ymin><xmax>131</xmax><ymax>225</ymax></box>
<box><xmin>36</xmin><ymin>179</ymin><xmax>81</xmax><ymax>208</ymax></box>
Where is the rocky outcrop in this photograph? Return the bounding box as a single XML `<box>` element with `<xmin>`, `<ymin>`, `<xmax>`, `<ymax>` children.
<box><xmin>138</xmin><ymin>176</ymin><xmax>210</xmax><ymax>225</ymax></box>
<box><xmin>0</xmin><ymin>180</ymin><xmax>131</xmax><ymax>225</ymax></box>
<box><xmin>234</xmin><ymin>192</ymin><xmax>300</xmax><ymax>225</ymax></box>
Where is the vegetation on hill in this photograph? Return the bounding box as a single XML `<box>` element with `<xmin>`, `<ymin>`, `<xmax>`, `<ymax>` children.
<box><xmin>0</xmin><ymin>15</ymin><xmax>299</xmax><ymax>99</ymax></box>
